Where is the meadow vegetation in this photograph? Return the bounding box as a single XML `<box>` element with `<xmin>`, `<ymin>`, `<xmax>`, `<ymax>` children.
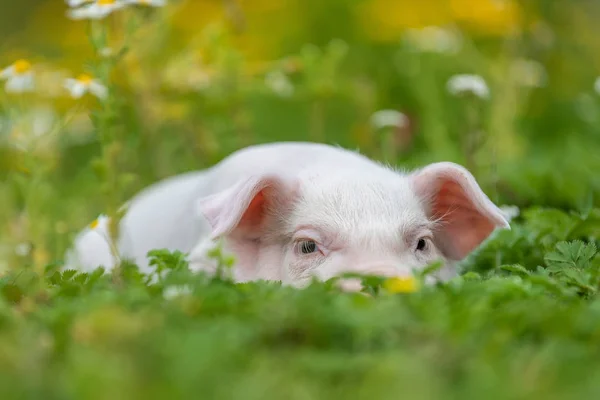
<box><xmin>2</xmin><ymin>1</ymin><xmax>600</xmax><ymax>398</ymax></box>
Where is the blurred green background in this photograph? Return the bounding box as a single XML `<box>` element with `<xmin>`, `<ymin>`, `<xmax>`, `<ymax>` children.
<box><xmin>2</xmin><ymin>0</ymin><xmax>600</xmax><ymax>271</ymax></box>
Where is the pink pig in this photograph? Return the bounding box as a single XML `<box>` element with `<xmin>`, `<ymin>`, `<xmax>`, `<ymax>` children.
<box><xmin>66</xmin><ymin>142</ymin><xmax>509</xmax><ymax>288</ymax></box>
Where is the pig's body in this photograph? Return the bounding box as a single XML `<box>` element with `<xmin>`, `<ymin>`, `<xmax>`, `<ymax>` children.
<box><xmin>66</xmin><ymin>141</ymin><xmax>509</xmax><ymax>288</ymax></box>
<box><xmin>69</xmin><ymin>142</ymin><xmax>374</xmax><ymax>273</ymax></box>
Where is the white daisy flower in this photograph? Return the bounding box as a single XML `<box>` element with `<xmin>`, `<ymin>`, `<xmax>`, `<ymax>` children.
<box><xmin>446</xmin><ymin>74</ymin><xmax>490</xmax><ymax>99</ymax></box>
<box><xmin>369</xmin><ymin>109</ymin><xmax>408</xmax><ymax>130</ymax></box>
<box><xmin>403</xmin><ymin>26</ymin><xmax>461</xmax><ymax>54</ymax></box>
<box><xmin>15</xmin><ymin>243</ymin><xmax>32</xmax><ymax>257</ymax></box>
<box><xmin>64</xmin><ymin>74</ymin><xmax>108</xmax><ymax>99</ymax></box>
<box><xmin>66</xmin><ymin>0</ymin><xmax>94</xmax><ymax>6</ymax></box>
<box><xmin>4</xmin><ymin>105</ymin><xmax>57</xmax><ymax>151</ymax></box>
<box><xmin>163</xmin><ymin>285</ymin><xmax>193</xmax><ymax>300</ymax></box>
<box><xmin>594</xmin><ymin>77</ymin><xmax>600</xmax><ymax>96</ymax></box>
<box><xmin>123</xmin><ymin>0</ymin><xmax>166</xmax><ymax>6</ymax></box>
<box><xmin>66</xmin><ymin>0</ymin><xmax>127</xmax><ymax>20</ymax></box>
<box><xmin>31</xmin><ymin>106</ymin><xmax>57</xmax><ymax>137</ymax></box>
<box><xmin>89</xmin><ymin>214</ymin><xmax>110</xmax><ymax>231</ymax></box>
<box><xmin>98</xmin><ymin>47</ymin><xmax>114</xmax><ymax>58</ymax></box>
<box><xmin>264</xmin><ymin>70</ymin><xmax>294</xmax><ymax>98</ymax></box>
<box><xmin>86</xmin><ymin>214</ymin><xmax>113</xmax><ymax>244</ymax></box>
<box><xmin>510</xmin><ymin>59</ymin><xmax>547</xmax><ymax>88</ymax></box>
<box><xmin>0</xmin><ymin>59</ymin><xmax>35</xmax><ymax>93</ymax></box>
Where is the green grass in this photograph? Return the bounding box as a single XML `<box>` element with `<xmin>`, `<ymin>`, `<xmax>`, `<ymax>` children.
<box><xmin>3</xmin><ymin>1</ymin><xmax>600</xmax><ymax>398</ymax></box>
<box><xmin>2</xmin><ymin>208</ymin><xmax>600</xmax><ymax>399</ymax></box>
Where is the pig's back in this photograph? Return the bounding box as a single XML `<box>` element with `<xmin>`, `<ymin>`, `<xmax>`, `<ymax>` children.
<box><xmin>118</xmin><ymin>170</ymin><xmax>211</xmax><ymax>271</ymax></box>
<box><xmin>207</xmin><ymin>142</ymin><xmax>380</xmax><ymax>191</ymax></box>
<box><xmin>120</xmin><ymin>142</ymin><xmax>383</xmax><ymax>270</ymax></box>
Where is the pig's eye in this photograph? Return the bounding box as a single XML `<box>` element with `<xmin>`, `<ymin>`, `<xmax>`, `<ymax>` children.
<box><xmin>300</xmin><ymin>240</ymin><xmax>318</xmax><ymax>254</ymax></box>
<box><xmin>416</xmin><ymin>238</ymin><xmax>427</xmax><ymax>252</ymax></box>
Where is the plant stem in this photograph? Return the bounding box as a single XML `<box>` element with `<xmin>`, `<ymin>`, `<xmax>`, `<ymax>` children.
<box><xmin>310</xmin><ymin>98</ymin><xmax>325</xmax><ymax>142</ymax></box>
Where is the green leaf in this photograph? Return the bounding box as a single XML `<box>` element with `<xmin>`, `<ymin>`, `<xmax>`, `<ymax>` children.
<box><xmin>47</xmin><ymin>271</ymin><xmax>62</xmax><ymax>286</ymax></box>
<box><xmin>61</xmin><ymin>270</ymin><xmax>78</xmax><ymax>281</ymax></box>
<box><xmin>544</xmin><ymin>240</ymin><xmax>597</xmax><ymax>271</ymax></box>
<box><xmin>74</xmin><ymin>273</ymin><xmax>89</xmax><ymax>285</ymax></box>
<box><xmin>1</xmin><ymin>284</ymin><xmax>23</xmax><ymax>303</ymax></box>
<box><xmin>462</xmin><ymin>272</ymin><xmax>482</xmax><ymax>281</ymax></box>
<box><xmin>417</xmin><ymin>260</ymin><xmax>443</xmax><ymax>278</ymax></box>
<box><xmin>500</xmin><ymin>264</ymin><xmax>531</xmax><ymax>276</ymax></box>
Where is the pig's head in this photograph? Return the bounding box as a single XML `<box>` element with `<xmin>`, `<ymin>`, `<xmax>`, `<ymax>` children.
<box><xmin>193</xmin><ymin>162</ymin><xmax>509</xmax><ymax>289</ymax></box>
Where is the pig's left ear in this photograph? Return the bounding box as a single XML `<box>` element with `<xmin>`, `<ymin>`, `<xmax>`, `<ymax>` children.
<box><xmin>195</xmin><ymin>174</ymin><xmax>297</xmax><ymax>240</ymax></box>
<box><xmin>409</xmin><ymin>162</ymin><xmax>510</xmax><ymax>261</ymax></box>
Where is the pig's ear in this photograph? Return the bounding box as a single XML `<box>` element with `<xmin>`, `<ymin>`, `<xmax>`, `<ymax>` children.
<box><xmin>409</xmin><ymin>162</ymin><xmax>510</xmax><ymax>261</ymax></box>
<box><xmin>195</xmin><ymin>174</ymin><xmax>297</xmax><ymax>239</ymax></box>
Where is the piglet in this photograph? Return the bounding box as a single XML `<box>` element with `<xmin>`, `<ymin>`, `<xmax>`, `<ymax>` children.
<box><xmin>65</xmin><ymin>142</ymin><xmax>509</xmax><ymax>288</ymax></box>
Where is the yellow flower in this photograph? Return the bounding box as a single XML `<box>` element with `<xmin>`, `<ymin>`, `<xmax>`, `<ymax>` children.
<box><xmin>383</xmin><ymin>276</ymin><xmax>420</xmax><ymax>293</ymax></box>
<box><xmin>88</xmin><ymin>214</ymin><xmax>110</xmax><ymax>230</ymax></box>
<box><xmin>358</xmin><ymin>0</ymin><xmax>520</xmax><ymax>41</ymax></box>
<box><xmin>13</xmin><ymin>59</ymin><xmax>32</xmax><ymax>74</ymax></box>
<box><xmin>89</xmin><ymin>218</ymin><xmax>100</xmax><ymax>229</ymax></box>
<box><xmin>33</xmin><ymin>247</ymin><xmax>51</xmax><ymax>269</ymax></box>
<box><xmin>0</xmin><ymin>59</ymin><xmax>35</xmax><ymax>93</ymax></box>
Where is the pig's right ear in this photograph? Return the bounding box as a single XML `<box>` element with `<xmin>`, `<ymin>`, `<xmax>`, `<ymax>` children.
<box><xmin>409</xmin><ymin>162</ymin><xmax>510</xmax><ymax>261</ymax></box>
<box><xmin>195</xmin><ymin>174</ymin><xmax>297</xmax><ymax>240</ymax></box>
